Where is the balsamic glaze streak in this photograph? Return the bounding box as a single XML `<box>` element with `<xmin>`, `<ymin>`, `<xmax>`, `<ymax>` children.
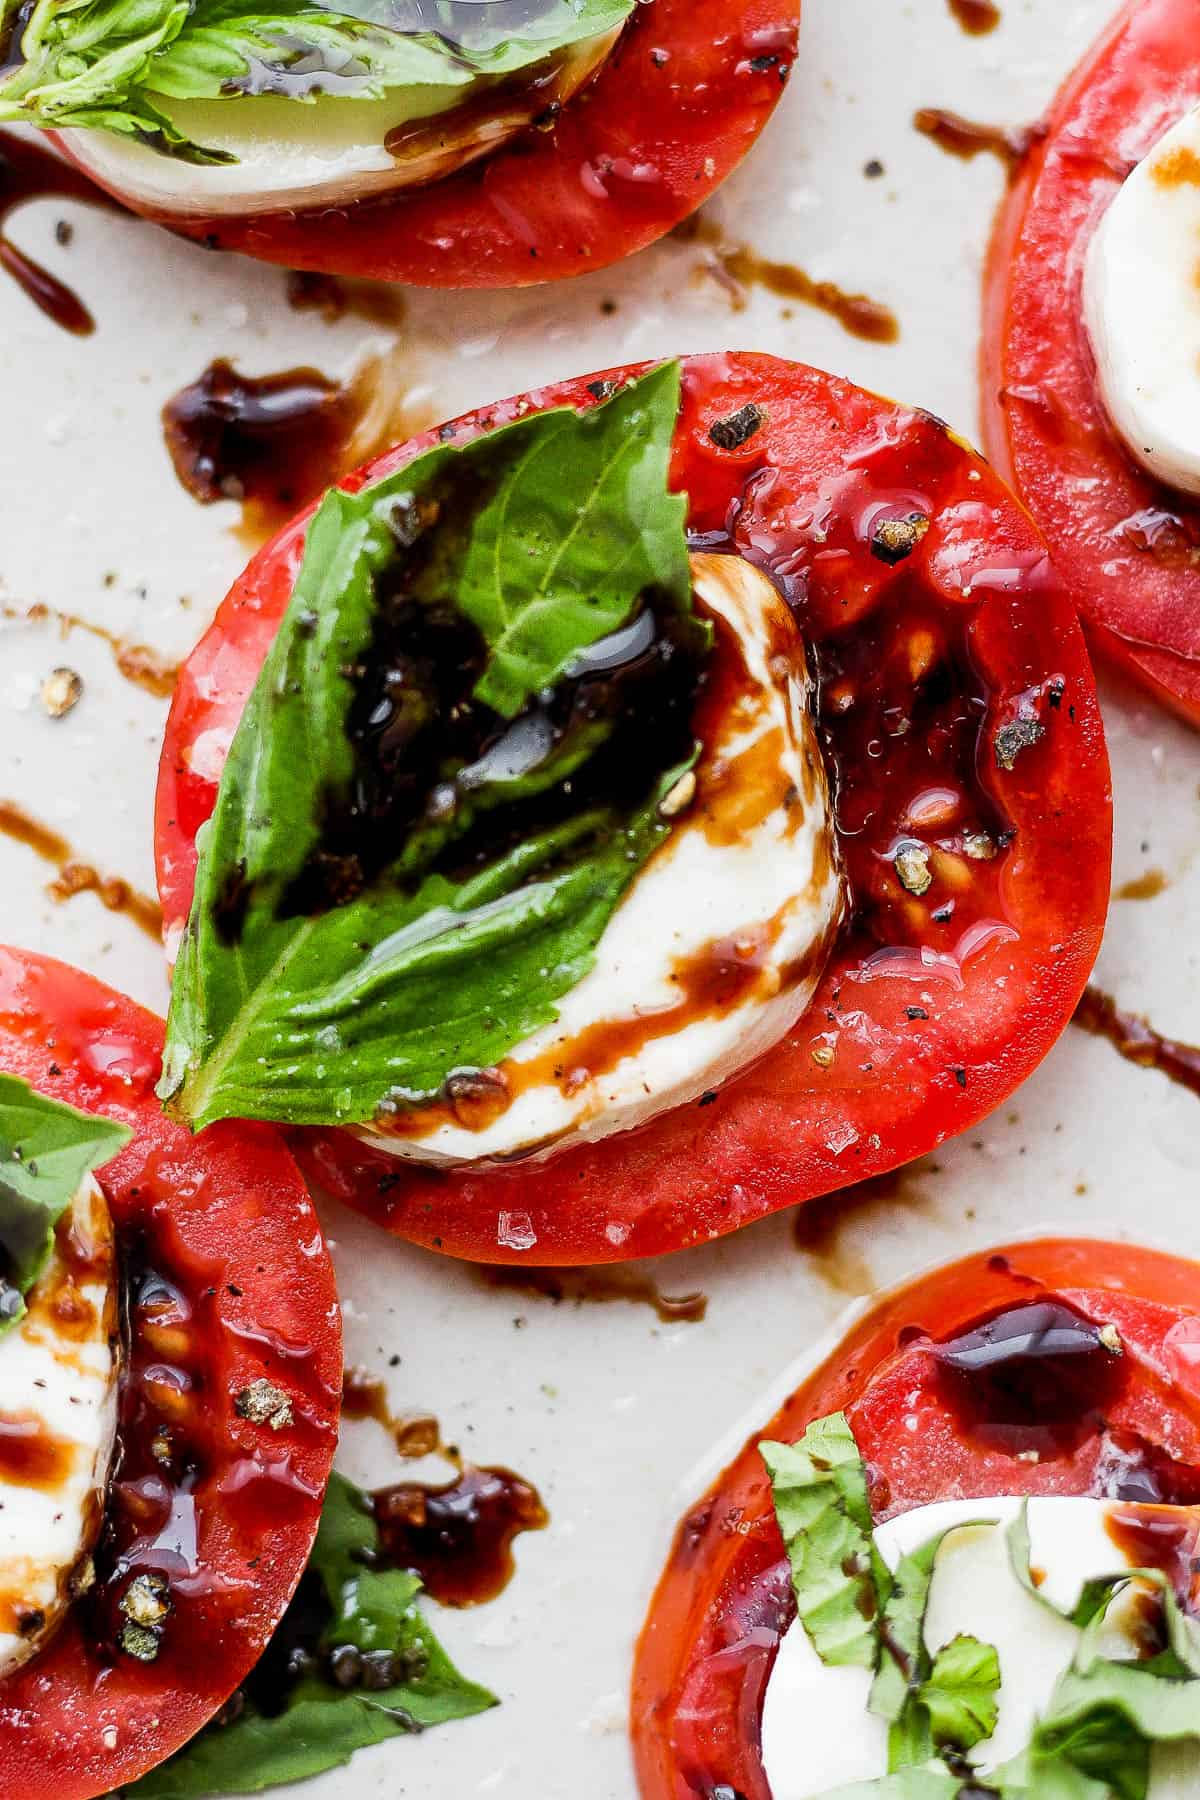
<box><xmin>215</xmin><ymin>1465</ymin><xmax>547</xmax><ymax>1721</ymax></box>
<box><xmin>930</xmin><ymin>1299</ymin><xmax>1124</xmax><ymax>1460</ymax></box>
<box><xmin>371</xmin><ymin>1464</ymin><xmax>548</xmax><ymax>1607</ymax></box>
<box><xmin>73</xmin><ymin>1235</ymin><xmax>338</xmax><ymax>1689</ymax></box>
<box><xmin>88</xmin><ymin>1252</ymin><xmax>210</xmax><ymax>1663</ymax></box>
<box><xmin>0</xmin><ymin>131</ymin><xmax>115</xmax><ymax>333</ymax></box>
<box><xmin>269</xmin><ymin>471</ymin><xmax>707</xmax><ymax>926</ymax></box>
<box><xmin>162</xmin><ymin>360</ymin><xmax>353</xmax><ymax>529</ymax></box>
<box><xmin>1075</xmin><ymin>986</ymin><xmax>1200</xmax><ymax>1101</ymax></box>
<box><xmin>928</xmin><ymin>1297</ymin><xmax>1200</xmax><ymax>1502</ymax></box>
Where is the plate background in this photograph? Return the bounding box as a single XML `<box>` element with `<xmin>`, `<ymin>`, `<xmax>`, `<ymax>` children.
<box><xmin>3</xmin><ymin>1</ymin><xmax>1199</xmax><ymax>1793</ymax></box>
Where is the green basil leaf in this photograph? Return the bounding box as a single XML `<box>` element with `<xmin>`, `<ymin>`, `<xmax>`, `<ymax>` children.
<box><xmin>869</xmin><ymin>1522</ymin><xmax>998</xmax><ymax>1769</ymax></box>
<box><xmin>991</xmin><ymin>1549</ymin><xmax>1200</xmax><ymax>1800</ymax></box>
<box><xmin>0</xmin><ymin>0</ymin><xmax>237</xmax><ymax>160</ymax></box>
<box><xmin>161</xmin><ymin>364</ymin><xmax>699</xmax><ymax>1132</ymax></box>
<box><xmin>918</xmin><ymin>1635</ymin><xmax>1001</xmax><ymax>1757</ymax></box>
<box><xmin>305</xmin><ymin>1465</ymin><xmax>377</xmax><ymax>1598</ymax></box>
<box><xmin>123</xmin><ymin>1473</ymin><xmax>495</xmax><ymax>1796</ymax></box>
<box><xmin>869</xmin><ymin>1530</ymin><xmax>947</xmax><ymax>1730</ymax></box>
<box><xmin>760</xmin><ymin>1413</ymin><xmax>892</xmax><ymax>1671</ymax></box>
<box><xmin>993</xmin><ymin>1715</ymin><xmax>1149</xmax><ymax>1800</ymax></box>
<box><xmin>885</xmin><ymin>1697</ymin><xmax>934</xmax><ymax>1773</ymax></box>
<box><xmin>147</xmin><ymin>12</ymin><xmax>466</xmax><ymax>101</ymax></box>
<box><xmin>1003</xmin><ymin>1764</ymin><xmax>1113</xmax><ymax>1800</ymax></box>
<box><xmin>0</xmin><ymin>1073</ymin><xmax>130</xmax><ymax>1340</ymax></box>
<box><xmin>116</xmin><ymin>1699</ymin><xmax>404</xmax><ymax>1797</ymax></box>
<box><xmin>152</xmin><ymin>0</ymin><xmax>633</xmax><ymax>100</ymax></box>
<box><xmin>815</xmin><ymin>1751</ymin><xmax>1114</xmax><ymax>1800</ymax></box>
<box><xmin>811</xmin><ymin>1771</ymin><xmax>966</xmax><ymax>1800</ymax></box>
<box><xmin>1038</xmin><ymin>1575</ymin><xmax>1200</xmax><ymax>1748</ymax></box>
<box><xmin>1026</xmin><ymin>1702</ymin><xmax>1153</xmax><ymax>1800</ymax></box>
<box><xmin>1006</xmin><ymin>1496</ymin><xmax>1200</xmax><ymax>1797</ymax></box>
<box><xmin>448</xmin><ymin>359</ymin><xmax>690</xmax><ymax>720</ymax></box>
<box><xmin>0</xmin><ymin>0</ymin><xmax>632</xmax><ymax>160</ymax></box>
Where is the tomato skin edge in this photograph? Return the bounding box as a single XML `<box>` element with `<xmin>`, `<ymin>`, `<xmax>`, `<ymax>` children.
<box><xmin>0</xmin><ymin>945</ymin><xmax>342</xmax><ymax>1800</ymax></box>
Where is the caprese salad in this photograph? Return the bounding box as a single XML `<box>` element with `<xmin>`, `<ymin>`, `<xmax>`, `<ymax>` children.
<box><xmin>153</xmin><ymin>352</ymin><xmax>1112</xmax><ymax>1267</ymax></box>
<box><xmin>632</xmin><ymin>1236</ymin><xmax>1200</xmax><ymax>1799</ymax></box>
<box><xmin>0</xmin><ymin>0</ymin><xmax>798</xmax><ymax>285</ymax></box>
<box><xmin>0</xmin><ymin>946</ymin><xmax>497</xmax><ymax>1799</ymax></box>
<box><xmin>985</xmin><ymin>0</ymin><xmax>1200</xmax><ymax>726</ymax></box>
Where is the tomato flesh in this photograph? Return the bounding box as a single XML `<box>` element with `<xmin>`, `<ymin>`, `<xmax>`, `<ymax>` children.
<box><xmin>631</xmin><ymin>1237</ymin><xmax>1200</xmax><ymax>1800</ymax></box>
<box><xmin>0</xmin><ymin>947</ymin><xmax>341</xmax><ymax>1799</ymax></box>
<box><xmin>53</xmin><ymin>0</ymin><xmax>797</xmax><ymax>287</ymax></box>
<box><xmin>155</xmin><ymin>351</ymin><xmax>1112</xmax><ymax>1267</ymax></box>
<box><xmin>983</xmin><ymin>0</ymin><xmax>1200</xmax><ymax>725</ymax></box>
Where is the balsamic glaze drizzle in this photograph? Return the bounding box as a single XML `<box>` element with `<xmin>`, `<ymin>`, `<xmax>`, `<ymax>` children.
<box><xmin>268</xmin><ymin>472</ymin><xmax>706</xmax><ymax>926</ymax></box>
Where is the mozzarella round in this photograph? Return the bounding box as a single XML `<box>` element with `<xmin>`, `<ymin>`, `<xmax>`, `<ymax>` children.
<box><xmin>361</xmin><ymin>552</ymin><xmax>844</xmax><ymax>1167</ymax></box>
<box><xmin>0</xmin><ymin>1176</ymin><xmax>120</xmax><ymax>1677</ymax></box>
<box><xmin>1084</xmin><ymin>101</ymin><xmax>1200</xmax><ymax>495</ymax></box>
<box><xmin>762</xmin><ymin>1495</ymin><xmax>1200</xmax><ymax>1798</ymax></box>
<box><xmin>58</xmin><ymin>26</ymin><xmax>620</xmax><ymax>219</ymax></box>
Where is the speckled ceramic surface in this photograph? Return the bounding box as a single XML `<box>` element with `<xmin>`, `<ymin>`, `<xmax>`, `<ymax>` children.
<box><xmin>2</xmin><ymin>1</ymin><xmax>1197</xmax><ymax>1793</ymax></box>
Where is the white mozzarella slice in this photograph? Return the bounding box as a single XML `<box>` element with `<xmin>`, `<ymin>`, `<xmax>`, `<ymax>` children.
<box><xmin>1084</xmin><ymin>101</ymin><xmax>1200</xmax><ymax>495</ymax></box>
<box><xmin>762</xmin><ymin>1494</ymin><xmax>1200</xmax><ymax>1798</ymax></box>
<box><xmin>361</xmin><ymin>551</ymin><xmax>844</xmax><ymax>1167</ymax></box>
<box><xmin>58</xmin><ymin>26</ymin><xmax>620</xmax><ymax>219</ymax></box>
<box><xmin>0</xmin><ymin>1175</ymin><xmax>120</xmax><ymax>1676</ymax></box>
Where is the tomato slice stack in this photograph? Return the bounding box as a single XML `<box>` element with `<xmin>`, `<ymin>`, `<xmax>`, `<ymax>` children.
<box><xmin>0</xmin><ymin>947</ymin><xmax>342</xmax><ymax>1799</ymax></box>
<box><xmin>984</xmin><ymin>0</ymin><xmax>1200</xmax><ymax>725</ymax></box>
<box><xmin>632</xmin><ymin>1237</ymin><xmax>1200</xmax><ymax>1800</ymax></box>
<box><xmin>156</xmin><ymin>352</ymin><xmax>1112</xmax><ymax>1266</ymax></box>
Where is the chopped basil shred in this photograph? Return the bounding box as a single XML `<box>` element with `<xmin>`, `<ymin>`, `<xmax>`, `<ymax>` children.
<box><xmin>761</xmin><ymin>1414</ymin><xmax>891</xmax><ymax>1670</ymax></box>
<box><xmin>869</xmin><ymin>1533</ymin><xmax>999</xmax><ymax>1770</ymax></box>
<box><xmin>119</xmin><ymin>1473</ymin><xmax>495</xmax><ymax>1796</ymax></box>
<box><xmin>0</xmin><ymin>0</ymin><xmax>633</xmax><ymax>164</ymax></box>
<box><xmin>0</xmin><ymin>1072</ymin><xmax>130</xmax><ymax>1340</ymax></box>
<box><xmin>160</xmin><ymin>361</ymin><xmax>708</xmax><ymax>1133</ymax></box>
<box><xmin>906</xmin><ymin>1634</ymin><xmax>1001</xmax><ymax>1765</ymax></box>
<box><xmin>760</xmin><ymin>1413</ymin><xmax>1200</xmax><ymax>1800</ymax></box>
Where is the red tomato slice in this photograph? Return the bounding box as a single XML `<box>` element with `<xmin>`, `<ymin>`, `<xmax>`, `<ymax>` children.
<box><xmin>52</xmin><ymin>0</ymin><xmax>797</xmax><ymax>286</ymax></box>
<box><xmin>983</xmin><ymin>0</ymin><xmax>1200</xmax><ymax>726</ymax></box>
<box><xmin>0</xmin><ymin>947</ymin><xmax>342</xmax><ymax>1800</ymax></box>
<box><xmin>155</xmin><ymin>351</ymin><xmax>1112</xmax><ymax>1267</ymax></box>
<box><xmin>631</xmin><ymin>1237</ymin><xmax>1200</xmax><ymax>1800</ymax></box>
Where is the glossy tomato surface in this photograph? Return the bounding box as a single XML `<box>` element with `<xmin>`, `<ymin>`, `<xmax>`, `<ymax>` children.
<box><xmin>53</xmin><ymin>0</ymin><xmax>797</xmax><ymax>287</ymax></box>
<box><xmin>0</xmin><ymin>947</ymin><xmax>342</xmax><ymax>1800</ymax></box>
<box><xmin>155</xmin><ymin>351</ymin><xmax>1112</xmax><ymax>1267</ymax></box>
<box><xmin>631</xmin><ymin>1236</ymin><xmax>1200</xmax><ymax>1800</ymax></box>
<box><xmin>983</xmin><ymin>0</ymin><xmax>1200</xmax><ymax>725</ymax></box>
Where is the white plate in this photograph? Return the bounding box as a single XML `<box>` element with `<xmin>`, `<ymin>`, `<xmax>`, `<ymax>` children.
<box><xmin>3</xmin><ymin>2</ymin><xmax>1199</xmax><ymax>1795</ymax></box>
